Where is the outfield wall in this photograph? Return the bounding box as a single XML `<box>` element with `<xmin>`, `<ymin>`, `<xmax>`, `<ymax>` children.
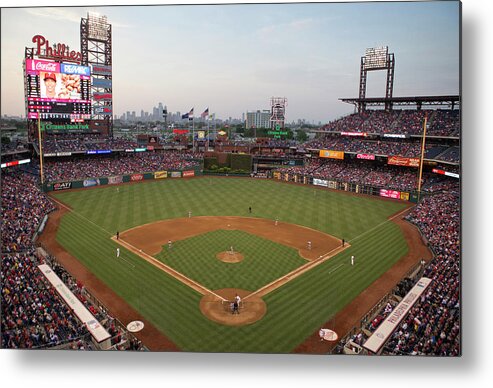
<box><xmin>43</xmin><ymin>166</ymin><xmax>418</xmax><ymax>202</ymax></box>
<box><xmin>42</xmin><ymin>166</ymin><xmax>203</xmax><ymax>192</ymax></box>
<box><xmin>271</xmin><ymin>171</ymin><xmax>419</xmax><ymax>203</ymax></box>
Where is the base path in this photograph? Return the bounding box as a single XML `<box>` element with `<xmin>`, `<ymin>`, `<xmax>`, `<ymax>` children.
<box><xmin>120</xmin><ymin>216</ymin><xmax>342</xmax><ymax>261</ymax></box>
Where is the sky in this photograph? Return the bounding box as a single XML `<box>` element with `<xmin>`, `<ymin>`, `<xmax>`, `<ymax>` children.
<box><xmin>1</xmin><ymin>0</ymin><xmax>460</xmax><ymax>123</ymax></box>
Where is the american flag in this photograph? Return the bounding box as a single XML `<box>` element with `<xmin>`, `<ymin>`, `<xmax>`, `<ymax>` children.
<box><xmin>201</xmin><ymin>108</ymin><xmax>209</xmax><ymax>119</ymax></box>
<box><xmin>181</xmin><ymin>107</ymin><xmax>194</xmax><ymax>120</ymax></box>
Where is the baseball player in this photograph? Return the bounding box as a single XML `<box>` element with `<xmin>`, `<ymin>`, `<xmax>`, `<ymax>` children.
<box><xmin>116</xmin><ymin>248</ymin><xmax>120</xmax><ymax>258</ymax></box>
<box><xmin>351</xmin><ymin>255</ymin><xmax>355</xmax><ymax>266</ymax></box>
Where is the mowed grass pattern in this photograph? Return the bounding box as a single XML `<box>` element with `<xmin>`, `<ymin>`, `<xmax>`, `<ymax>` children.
<box><xmin>155</xmin><ymin>229</ymin><xmax>307</xmax><ymax>291</ymax></box>
<box><xmin>53</xmin><ymin>177</ymin><xmax>409</xmax><ymax>353</ymax></box>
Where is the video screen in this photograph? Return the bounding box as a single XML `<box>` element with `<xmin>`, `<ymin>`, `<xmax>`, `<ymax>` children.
<box><xmin>40</xmin><ymin>71</ymin><xmax>81</xmax><ymax>100</ymax></box>
<box><xmin>26</xmin><ymin>59</ymin><xmax>90</xmax><ymax>102</ymax></box>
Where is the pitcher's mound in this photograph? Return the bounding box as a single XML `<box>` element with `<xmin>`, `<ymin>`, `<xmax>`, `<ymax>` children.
<box><xmin>216</xmin><ymin>251</ymin><xmax>244</xmax><ymax>263</ymax></box>
<box><xmin>199</xmin><ymin>288</ymin><xmax>266</xmax><ymax>326</ymax></box>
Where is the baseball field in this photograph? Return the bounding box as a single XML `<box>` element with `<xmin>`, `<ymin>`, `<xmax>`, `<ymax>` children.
<box><xmin>46</xmin><ymin>176</ymin><xmax>414</xmax><ymax>353</ymax></box>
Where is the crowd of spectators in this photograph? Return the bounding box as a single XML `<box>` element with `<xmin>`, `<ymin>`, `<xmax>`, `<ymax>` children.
<box><xmin>360</xmin><ymin>110</ymin><xmax>400</xmax><ymax>133</ymax></box>
<box><xmin>1</xmin><ymin>170</ymin><xmax>56</xmax><ymax>253</ymax></box>
<box><xmin>1</xmin><ymin>250</ymin><xmax>90</xmax><ymax>349</ymax></box>
<box><xmin>428</xmin><ymin>110</ymin><xmax>460</xmax><ymax>137</ymax></box>
<box><xmin>436</xmin><ymin>146</ymin><xmax>460</xmax><ymax>164</ymax></box>
<box><xmin>382</xmin><ymin>191</ymin><xmax>460</xmax><ymax>356</ymax></box>
<box><xmin>301</xmin><ymin>135</ymin><xmax>458</xmax><ymax>164</ymax></box>
<box><xmin>36</xmin><ymin>134</ymin><xmax>139</xmax><ymax>153</ymax></box>
<box><xmin>273</xmin><ymin>160</ymin><xmax>451</xmax><ymax>192</ymax></box>
<box><xmin>1</xmin><ymin>140</ymin><xmax>29</xmax><ymax>154</ymax></box>
<box><xmin>44</xmin><ymin>151</ymin><xmax>201</xmax><ymax>182</ymax></box>
<box><xmin>331</xmin><ymin>181</ymin><xmax>460</xmax><ymax>356</ymax></box>
<box><xmin>317</xmin><ymin>109</ymin><xmax>459</xmax><ymax>137</ymax></box>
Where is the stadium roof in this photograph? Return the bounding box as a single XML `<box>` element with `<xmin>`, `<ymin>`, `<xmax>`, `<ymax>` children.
<box><xmin>339</xmin><ymin>95</ymin><xmax>460</xmax><ymax>109</ymax></box>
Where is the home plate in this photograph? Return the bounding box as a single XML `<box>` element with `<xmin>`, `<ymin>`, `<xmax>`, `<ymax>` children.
<box><xmin>127</xmin><ymin>320</ymin><xmax>144</xmax><ymax>333</ymax></box>
<box><xmin>319</xmin><ymin>328</ymin><xmax>338</xmax><ymax>341</ymax></box>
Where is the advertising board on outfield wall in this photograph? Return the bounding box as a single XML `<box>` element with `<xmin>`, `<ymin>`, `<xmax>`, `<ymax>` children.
<box><xmin>182</xmin><ymin>170</ymin><xmax>195</xmax><ymax>178</ymax></box>
<box><xmin>379</xmin><ymin>189</ymin><xmax>400</xmax><ymax>199</ymax></box>
<box><xmin>154</xmin><ymin>171</ymin><xmax>168</xmax><ymax>179</ymax></box>
<box><xmin>131</xmin><ymin>174</ymin><xmax>144</xmax><ymax>181</ymax></box>
<box><xmin>83</xmin><ymin>178</ymin><xmax>101</xmax><ymax>187</ymax></box>
<box><xmin>319</xmin><ymin>150</ymin><xmax>345</xmax><ymax>160</ymax></box>
<box><xmin>313</xmin><ymin>178</ymin><xmax>328</xmax><ymax>187</ymax></box>
<box><xmin>400</xmin><ymin>192</ymin><xmax>410</xmax><ymax>201</ymax></box>
<box><xmin>171</xmin><ymin>171</ymin><xmax>182</xmax><ymax>178</ymax></box>
<box><xmin>53</xmin><ymin>182</ymin><xmax>72</xmax><ymax>191</ymax></box>
<box><xmin>108</xmin><ymin>176</ymin><xmax>123</xmax><ymax>185</ymax></box>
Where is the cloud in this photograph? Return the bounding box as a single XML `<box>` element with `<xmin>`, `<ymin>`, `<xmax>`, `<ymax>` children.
<box><xmin>25</xmin><ymin>8</ymin><xmax>130</xmax><ymax>28</ymax></box>
<box><xmin>25</xmin><ymin>8</ymin><xmax>82</xmax><ymax>23</ymax></box>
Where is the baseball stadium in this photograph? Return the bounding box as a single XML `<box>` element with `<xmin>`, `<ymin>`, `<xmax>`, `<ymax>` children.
<box><xmin>1</xmin><ymin>9</ymin><xmax>460</xmax><ymax>356</ymax></box>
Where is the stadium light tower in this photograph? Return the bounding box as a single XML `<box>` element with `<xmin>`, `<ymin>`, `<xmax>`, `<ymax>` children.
<box><xmin>81</xmin><ymin>12</ymin><xmax>113</xmax><ymax>136</ymax></box>
<box><xmin>358</xmin><ymin>46</ymin><xmax>395</xmax><ymax>112</ymax></box>
<box><xmin>270</xmin><ymin>97</ymin><xmax>288</xmax><ymax>134</ymax></box>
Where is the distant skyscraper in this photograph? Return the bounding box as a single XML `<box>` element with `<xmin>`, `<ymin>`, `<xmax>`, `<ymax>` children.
<box><xmin>158</xmin><ymin>102</ymin><xmax>164</xmax><ymax>121</ymax></box>
<box><xmin>246</xmin><ymin>110</ymin><xmax>270</xmax><ymax>129</ymax></box>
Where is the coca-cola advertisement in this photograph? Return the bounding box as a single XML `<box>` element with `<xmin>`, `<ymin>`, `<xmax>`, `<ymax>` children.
<box><xmin>131</xmin><ymin>174</ymin><xmax>144</xmax><ymax>181</ymax></box>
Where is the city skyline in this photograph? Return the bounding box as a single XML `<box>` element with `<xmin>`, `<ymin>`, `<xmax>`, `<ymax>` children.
<box><xmin>1</xmin><ymin>1</ymin><xmax>460</xmax><ymax>124</ymax></box>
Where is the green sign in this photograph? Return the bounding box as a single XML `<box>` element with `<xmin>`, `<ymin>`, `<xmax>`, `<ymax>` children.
<box><xmin>267</xmin><ymin>130</ymin><xmax>288</xmax><ymax>137</ymax></box>
<box><xmin>41</xmin><ymin>123</ymin><xmax>90</xmax><ymax>131</ymax></box>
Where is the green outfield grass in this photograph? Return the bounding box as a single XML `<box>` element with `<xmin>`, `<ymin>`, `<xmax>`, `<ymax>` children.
<box><xmin>53</xmin><ymin>177</ymin><xmax>409</xmax><ymax>353</ymax></box>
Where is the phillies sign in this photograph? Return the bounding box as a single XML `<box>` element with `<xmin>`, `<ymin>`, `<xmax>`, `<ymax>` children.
<box><xmin>32</xmin><ymin>34</ymin><xmax>82</xmax><ymax>63</ymax></box>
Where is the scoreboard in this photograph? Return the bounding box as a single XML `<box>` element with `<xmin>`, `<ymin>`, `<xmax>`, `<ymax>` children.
<box><xmin>25</xmin><ymin>59</ymin><xmax>91</xmax><ymax>122</ymax></box>
<box><xmin>27</xmin><ymin>98</ymin><xmax>91</xmax><ymax>121</ymax></box>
